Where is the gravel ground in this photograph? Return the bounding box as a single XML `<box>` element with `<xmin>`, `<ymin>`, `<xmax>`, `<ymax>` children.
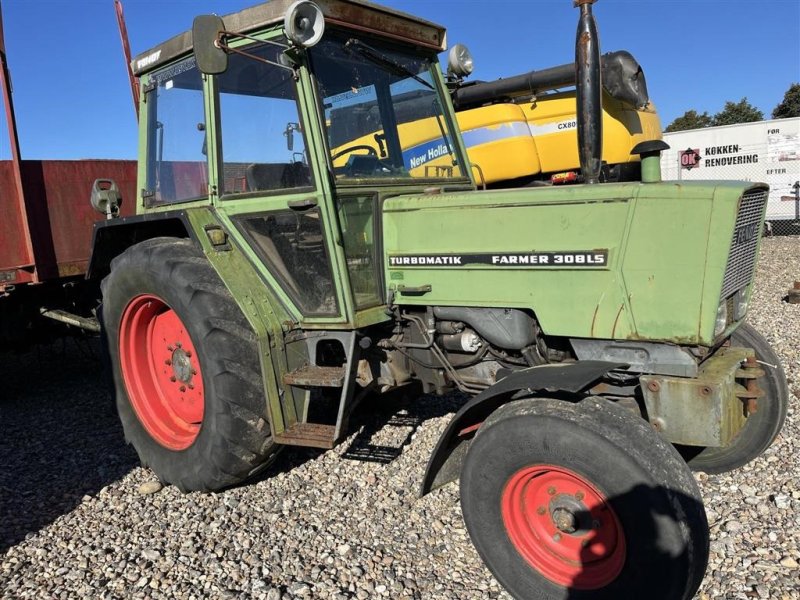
<box><xmin>1</xmin><ymin>237</ymin><xmax>799</xmax><ymax>600</ymax></box>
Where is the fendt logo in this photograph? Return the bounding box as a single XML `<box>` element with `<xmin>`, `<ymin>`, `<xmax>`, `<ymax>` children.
<box><xmin>136</xmin><ymin>50</ymin><xmax>162</xmax><ymax>71</ymax></box>
<box><xmin>734</xmin><ymin>223</ymin><xmax>758</xmax><ymax>245</ymax></box>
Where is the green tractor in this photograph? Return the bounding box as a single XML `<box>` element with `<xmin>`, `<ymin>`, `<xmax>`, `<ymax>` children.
<box><xmin>89</xmin><ymin>0</ymin><xmax>787</xmax><ymax>597</ymax></box>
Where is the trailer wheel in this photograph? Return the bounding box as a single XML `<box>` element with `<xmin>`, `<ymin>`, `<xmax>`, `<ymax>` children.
<box><xmin>460</xmin><ymin>397</ymin><xmax>708</xmax><ymax>600</ymax></box>
<box><xmin>101</xmin><ymin>237</ymin><xmax>279</xmax><ymax>492</ymax></box>
<box><xmin>681</xmin><ymin>323</ymin><xmax>788</xmax><ymax>474</ymax></box>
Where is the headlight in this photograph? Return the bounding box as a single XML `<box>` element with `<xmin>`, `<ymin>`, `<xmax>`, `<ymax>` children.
<box><xmin>733</xmin><ymin>288</ymin><xmax>749</xmax><ymax>321</ymax></box>
<box><xmin>714</xmin><ymin>300</ymin><xmax>728</xmax><ymax>337</ymax></box>
<box><xmin>447</xmin><ymin>43</ymin><xmax>474</xmax><ymax>78</ymax></box>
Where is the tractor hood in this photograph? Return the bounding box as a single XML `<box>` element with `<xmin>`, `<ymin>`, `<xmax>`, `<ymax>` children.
<box><xmin>381</xmin><ymin>181</ymin><xmax>768</xmax><ymax>346</ymax></box>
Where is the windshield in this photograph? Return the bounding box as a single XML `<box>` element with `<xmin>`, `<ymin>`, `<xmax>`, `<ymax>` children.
<box><xmin>310</xmin><ymin>32</ymin><xmax>466</xmax><ymax>181</ymax></box>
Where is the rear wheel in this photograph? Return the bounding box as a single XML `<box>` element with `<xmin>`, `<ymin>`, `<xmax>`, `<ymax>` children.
<box><xmin>460</xmin><ymin>397</ymin><xmax>708</xmax><ymax>600</ymax></box>
<box><xmin>101</xmin><ymin>237</ymin><xmax>279</xmax><ymax>491</ymax></box>
<box><xmin>681</xmin><ymin>323</ymin><xmax>788</xmax><ymax>474</ymax></box>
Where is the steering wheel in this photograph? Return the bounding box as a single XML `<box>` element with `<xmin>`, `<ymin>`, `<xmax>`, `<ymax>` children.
<box><xmin>332</xmin><ymin>144</ymin><xmax>377</xmax><ymax>161</ymax></box>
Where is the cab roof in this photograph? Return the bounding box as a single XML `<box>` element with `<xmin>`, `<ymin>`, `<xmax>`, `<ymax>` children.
<box><xmin>132</xmin><ymin>0</ymin><xmax>447</xmax><ymax>76</ymax></box>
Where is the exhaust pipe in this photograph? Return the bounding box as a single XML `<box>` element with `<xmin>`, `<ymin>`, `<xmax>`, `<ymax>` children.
<box><xmin>575</xmin><ymin>0</ymin><xmax>602</xmax><ymax>184</ymax></box>
<box><xmin>451</xmin><ymin>51</ymin><xmax>649</xmax><ymax>111</ymax></box>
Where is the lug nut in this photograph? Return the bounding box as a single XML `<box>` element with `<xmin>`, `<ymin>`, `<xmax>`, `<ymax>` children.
<box><xmin>179</xmin><ymin>385</ymin><xmax>186</xmax><ymax>392</ymax></box>
<box><xmin>552</xmin><ymin>533</ymin><xmax>561</xmax><ymax>542</ymax></box>
<box><xmin>170</xmin><ymin>376</ymin><xmax>177</xmax><ymax>382</ymax></box>
<box><xmin>547</xmin><ymin>486</ymin><xmax>556</xmax><ymax>495</ymax></box>
<box><xmin>537</xmin><ymin>506</ymin><xmax>546</xmax><ymax>515</ymax></box>
<box><xmin>575</xmin><ymin>491</ymin><xmax>584</xmax><ymax>501</ymax></box>
<box><xmin>164</xmin><ymin>359</ymin><xmax>172</xmax><ymax>366</ymax></box>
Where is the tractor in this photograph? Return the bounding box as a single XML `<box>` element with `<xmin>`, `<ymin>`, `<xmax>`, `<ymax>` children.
<box><xmin>87</xmin><ymin>1</ymin><xmax>788</xmax><ymax>598</ymax></box>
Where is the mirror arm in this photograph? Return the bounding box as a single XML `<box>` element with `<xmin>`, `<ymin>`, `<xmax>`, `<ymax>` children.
<box><xmin>215</xmin><ymin>31</ymin><xmax>299</xmax><ymax>78</ymax></box>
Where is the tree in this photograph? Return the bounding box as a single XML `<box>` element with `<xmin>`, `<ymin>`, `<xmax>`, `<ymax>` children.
<box><xmin>772</xmin><ymin>83</ymin><xmax>800</xmax><ymax>119</ymax></box>
<box><xmin>665</xmin><ymin>110</ymin><xmax>713</xmax><ymax>132</ymax></box>
<box><xmin>712</xmin><ymin>97</ymin><xmax>764</xmax><ymax>126</ymax></box>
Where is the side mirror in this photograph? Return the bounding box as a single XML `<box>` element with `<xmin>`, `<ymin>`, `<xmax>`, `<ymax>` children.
<box><xmin>192</xmin><ymin>15</ymin><xmax>228</xmax><ymax>74</ymax></box>
<box><xmin>284</xmin><ymin>122</ymin><xmax>300</xmax><ymax>152</ymax></box>
<box><xmin>91</xmin><ymin>179</ymin><xmax>123</xmax><ymax>220</ymax></box>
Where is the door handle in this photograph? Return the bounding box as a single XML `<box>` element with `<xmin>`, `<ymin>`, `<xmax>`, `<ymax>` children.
<box><xmin>287</xmin><ymin>198</ymin><xmax>318</xmax><ymax>211</ymax></box>
<box><xmin>397</xmin><ymin>284</ymin><xmax>432</xmax><ymax>295</ymax></box>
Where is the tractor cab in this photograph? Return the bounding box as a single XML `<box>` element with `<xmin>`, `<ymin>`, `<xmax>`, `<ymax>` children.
<box><xmin>131</xmin><ymin>0</ymin><xmax>473</xmax><ymax>330</ymax></box>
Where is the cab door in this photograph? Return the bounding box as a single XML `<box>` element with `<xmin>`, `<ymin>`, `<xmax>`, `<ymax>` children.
<box><xmin>207</xmin><ymin>38</ymin><xmax>349</xmax><ymax>327</ymax></box>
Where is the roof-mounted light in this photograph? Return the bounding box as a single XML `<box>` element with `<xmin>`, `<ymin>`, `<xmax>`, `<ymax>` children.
<box><xmin>447</xmin><ymin>43</ymin><xmax>474</xmax><ymax>78</ymax></box>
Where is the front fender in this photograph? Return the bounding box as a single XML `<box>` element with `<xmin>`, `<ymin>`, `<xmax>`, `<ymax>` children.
<box><xmin>420</xmin><ymin>360</ymin><xmax>625</xmax><ymax>495</ymax></box>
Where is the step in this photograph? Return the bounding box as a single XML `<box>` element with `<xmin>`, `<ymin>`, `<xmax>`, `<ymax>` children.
<box><xmin>275</xmin><ymin>423</ymin><xmax>336</xmax><ymax>449</ymax></box>
<box><xmin>283</xmin><ymin>365</ymin><xmax>346</xmax><ymax>388</ymax></box>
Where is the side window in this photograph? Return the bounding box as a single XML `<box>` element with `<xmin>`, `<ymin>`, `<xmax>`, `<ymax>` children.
<box><xmin>236</xmin><ymin>210</ymin><xmax>337</xmax><ymax>316</ymax></box>
<box><xmin>217</xmin><ymin>42</ymin><xmax>312</xmax><ymax>196</ymax></box>
<box><xmin>145</xmin><ymin>57</ymin><xmax>208</xmax><ymax>205</ymax></box>
<box><xmin>337</xmin><ymin>195</ymin><xmax>382</xmax><ymax>309</ymax></box>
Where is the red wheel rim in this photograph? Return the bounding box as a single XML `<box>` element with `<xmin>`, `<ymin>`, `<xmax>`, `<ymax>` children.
<box><xmin>501</xmin><ymin>465</ymin><xmax>626</xmax><ymax>589</ymax></box>
<box><xmin>119</xmin><ymin>294</ymin><xmax>205</xmax><ymax>450</ymax></box>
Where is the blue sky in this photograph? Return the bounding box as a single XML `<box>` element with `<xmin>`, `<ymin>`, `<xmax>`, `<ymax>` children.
<box><xmin>0</xmin><ymin>0</ymin><xmax>797</xmax><ymax>160</ymax></box>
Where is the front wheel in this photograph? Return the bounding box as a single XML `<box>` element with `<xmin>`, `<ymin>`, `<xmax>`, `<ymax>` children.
<box><xmin>460</xmin><ymin>397</ymin><xmax>709</xmax><ymax>600</ymax></box>
<box><xmin>101</xmin><ymin>237</ymin><xmax>280</xmax><ymax>492</ymax></box>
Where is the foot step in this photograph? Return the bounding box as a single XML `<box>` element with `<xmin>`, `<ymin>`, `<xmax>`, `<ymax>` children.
<box><xmin>283</xmin><ymin>365</ymin><xmax>346</xmax><ymax>387</ymax></box>
<box><xmin>275</xmin><ymin>423</ymin><xmax>336</xmax><ymax>449</ymax></box>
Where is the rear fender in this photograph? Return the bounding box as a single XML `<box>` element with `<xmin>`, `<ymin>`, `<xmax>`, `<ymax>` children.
<box><xmin>420</xmin><ymin>360</ymin><xmax>625</xmax><ymax>495</ymax></box>
<box><xmin>87</xmin><ymin>211</ymin><xmax>192</xmax><ymax>280</ymax></box>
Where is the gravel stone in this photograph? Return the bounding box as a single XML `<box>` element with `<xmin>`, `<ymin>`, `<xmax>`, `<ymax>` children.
<box><xmin>1</xmin><ymin>237</ymin><xmax>799</xmax><ymax>599</ymax></box>
<box><xmin>137</xmin><ymin>481</ymin><xmax>163</xmax><ymax>495</ymax></box>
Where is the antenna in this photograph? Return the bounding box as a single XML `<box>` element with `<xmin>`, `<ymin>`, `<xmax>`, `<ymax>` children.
<box><xmin>114</xmin><ymin>0</ymin><xmax>139</xmax><ymax>120</ymax></box>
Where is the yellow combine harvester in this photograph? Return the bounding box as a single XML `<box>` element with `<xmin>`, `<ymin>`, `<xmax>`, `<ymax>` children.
<box><xmin>330</xmin><ymin>48</ymin><xmax>661</xmax><ymax>187</ymax></box>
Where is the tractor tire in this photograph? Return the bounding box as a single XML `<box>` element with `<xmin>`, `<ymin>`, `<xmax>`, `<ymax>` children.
<box><xmin>459</xmin><ymin>397</ymin><xmax>708</xmax><ymax>600</ymax></box>
<box><xmin>101</xmin><ymin>237</ymin><xmax>280</xmax><ymax>492</ymax></box>
<box><xmin>681</xmin><ymin>323</ymin><xmax>788</xmax><ymax>474</ymax></box>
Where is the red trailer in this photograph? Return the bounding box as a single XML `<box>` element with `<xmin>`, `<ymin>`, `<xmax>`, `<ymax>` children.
<box><xmin>0</xmin><ymin>5</ymin><xmax>136</xmax><ymax>346</ymax></box>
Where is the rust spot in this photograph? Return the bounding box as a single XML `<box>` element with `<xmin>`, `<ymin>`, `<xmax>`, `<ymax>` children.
<box><xmin>611</xmin><ymin>303</ymin><xmax>625</xmax><ymax>339</ymax></box>
<box><xmin>590</xmin><ymin>303</ymin><xmax>600</xmax><ymax>337</ymax></box>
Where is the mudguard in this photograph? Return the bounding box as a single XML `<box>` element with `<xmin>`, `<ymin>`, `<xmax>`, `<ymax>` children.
<box><xmin>420</xmin><ymin>360</ymin><xmax>625</xmax><ymax>495</ymax></box>
<box><xmin>87</xmin><ymin>211</ymin><xmax>192</xmax><ymax>279</ymax></box>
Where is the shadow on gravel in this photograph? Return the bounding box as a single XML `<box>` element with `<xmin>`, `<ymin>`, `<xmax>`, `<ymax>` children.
<box><xmin>0</xmin><ymin>338</ymin><xmax>138</xmax><ymax>554</ymax></box>
<box><xmin>341</xmin><ymin>385</ymin><xmax>465</xmax><ymax>464</ymax></box>
<box><xmin>247</xmin><ymin>386</ymin><xmax>466</xmax><ymax>487</ymax></box>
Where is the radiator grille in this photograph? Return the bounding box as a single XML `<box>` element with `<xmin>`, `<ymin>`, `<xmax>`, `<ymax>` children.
<box><xmin>720</xmin><ymin>188</ymin><xmax>767</xmax><ymax>299</ymax></box>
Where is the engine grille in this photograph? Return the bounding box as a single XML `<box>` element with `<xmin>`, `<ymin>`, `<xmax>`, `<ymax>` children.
<box><xmin>720</xmin><ymin>188</ymin><xmax>768</xmax><ymax>299</ymax></box>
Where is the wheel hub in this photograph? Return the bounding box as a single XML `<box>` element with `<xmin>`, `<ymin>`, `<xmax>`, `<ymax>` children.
<box><xmin>119</xmin><ymin>294</ymin><xmax>205</xmax><ymax>450</ymax></box>
<box><xmin>171</xmin><ymin>347</ymin><xmax>194</xmax><ymax>383</ymax></box>
<box><xmin>501</xmin><ymin>465</ymin><xmax>626</xmax><ymax>589</ymax></box>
